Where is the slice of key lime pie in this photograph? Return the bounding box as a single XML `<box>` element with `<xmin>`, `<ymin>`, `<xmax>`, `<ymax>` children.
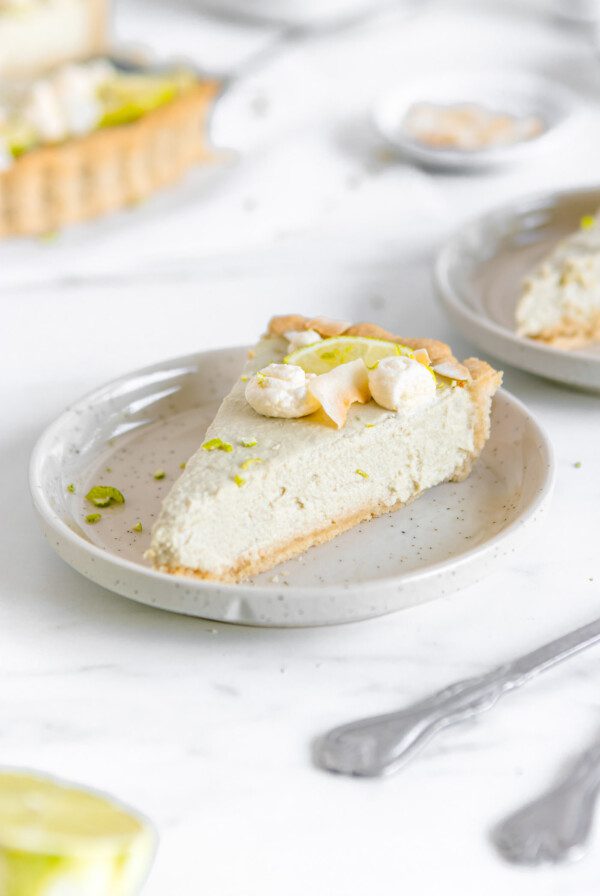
<box><xmin>147</xmin><ymin>315</ymin><xmax>502</xmax><ymax>583</ymax></box>
<box><xmin>516</xmin><ymin>212</ymin><xmax>600</xmax><ymax>348</ymax></box>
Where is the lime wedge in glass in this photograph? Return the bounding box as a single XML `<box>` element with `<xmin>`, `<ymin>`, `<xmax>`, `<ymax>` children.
<box><xmin>0</xmin><ymin>771</ymin><xmax>156</xmax><ymax>896</ymax></box>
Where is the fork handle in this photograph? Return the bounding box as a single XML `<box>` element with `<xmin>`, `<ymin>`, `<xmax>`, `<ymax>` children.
<box><xmin>314</xmin><ymin>667</ymin><xmax>512</xmax><ymax>776</ymax></box>
<box><xmin>315</xmin><ymin>616</ymin><xmax>600</xmax><ymax>777</ymax></box>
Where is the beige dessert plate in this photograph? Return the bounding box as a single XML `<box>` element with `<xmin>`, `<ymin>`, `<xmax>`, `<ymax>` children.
<box><xmin>29</xmin><ymin>347</ymin><xmax>554</xmax><ymax>627</ymax></box>
<box><xmin>435</xmin><ymin>186</ymin><xmax>600</xmax><ymax>391</ymax></box>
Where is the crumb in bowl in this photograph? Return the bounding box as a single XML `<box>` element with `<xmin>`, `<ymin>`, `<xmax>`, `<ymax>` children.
<box><xmin>402</xmin><ymin>101</ymin><xmax>544</xmax><ymax>151</ymax></box>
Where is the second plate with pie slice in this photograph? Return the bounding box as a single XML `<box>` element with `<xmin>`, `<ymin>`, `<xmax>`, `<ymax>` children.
<box><xmin>435</xmin><ymin>186</ymin><xmax>600</xmax><ymax>392</ymax></box>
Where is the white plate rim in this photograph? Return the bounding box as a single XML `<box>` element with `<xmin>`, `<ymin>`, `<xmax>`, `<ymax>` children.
<box><xmin>29</xmin><ymin>350</ymin><xmax>555</xmax><ymax>622</ymax></box>
<box><xmin>434</xmin><ymin>184</ymin><xmax>600</xmax><ymax>389</ymax></box>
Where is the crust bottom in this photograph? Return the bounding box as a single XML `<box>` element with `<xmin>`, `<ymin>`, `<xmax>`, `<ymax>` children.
<box><xmin>158</xmin><ymin>457</ymin><xmax>482</xmax><ymax>585</ymax></box>
<box><xmin>518</xmin><ymin>311</ymin><xmax>600</xmax><ymax>349</ymax></box>
<box><xmin>0</xmin><ymin>81</ymin><xmax>219</xmax><ymax>237</ymax></box>
<box><xmin>158</xmin><ymin>492</ymin><xmax>423</xmax><ymax>584</ymax></box>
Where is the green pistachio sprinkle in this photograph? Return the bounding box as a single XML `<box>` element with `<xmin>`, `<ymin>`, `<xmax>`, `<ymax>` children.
<box><xmin>85</xmin><ymin>513</ymin><xmax>101</xmax><ymax>524</ymax></box>
<box><xmin>355</xmin><ymin>469</ymin><xmax>369</xmax><ymax>479</ymax></box>
<box><xmin>179</xmin><ymin>461</ymin><xmax>186</xmax><ymax>470</ymax></box>
<box><xmin>364</xmin><ymin>423</ymin><xmax>375</xmax><ymax>429</ymax></box>
<box><xmin>574</xmin><ymin>461</ymin><xmax>582</xmax><ymax>468</ymax></box>
<box><xmin>132</xmin><ymin>521</ymin><xmax>143</xmax><ymax>533</ymax></box>
<box><xmin>240</xmin><ymin>438</ymin><xmax>257</xmax><ymax>448</ymax></box>
<box><xmin>153</xmin><ymin>470</ymin><xmax>166</xmax><ymax>480</ymax></box>
<box><xmin>240</xmin><ymin>375</ymin><xmax>249</xmax><ymax>382</ymax></box>
<box><xmin>202</xmin><ymin>438</ymin><xmax>233</xmax><ymax>452</ymax></box>
<box><xmin>39</xmin><ymin>230</ymin><xmax>59</xmax><ymax>244</ymax></box>
<box><xmin>85</xmin><ymin>485</ymin><xmax>125</xmax><ymax>507</ymax></box>
<box><xmin>240</xmin><ymin>457</ymin><xmax>262</xmax><ymax>471</ymax></box>
<box><xmin>233</xmin><ymin>474</ymin><xmax>246</xmax><ymax>487</ymax></box>
<box><xmin>581</xmin><ymin>215</ymin><xmax>595</xmax><ymax>230</ymax></box>
<box><xmin>66</xmin><ymin>483</ymin><xmax>75</xmax><ymax>494</ymax></box>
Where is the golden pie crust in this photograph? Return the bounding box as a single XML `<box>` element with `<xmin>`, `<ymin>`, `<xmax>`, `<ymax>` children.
<box><xmin>521</xmin><ymin>312</ymin><xmax>600</xmax><ymax>349</ymax></box>
<box><xmin>0</xmin><ymin>79</ymin><xmax>219</xmax><ymax>237</ymax></box>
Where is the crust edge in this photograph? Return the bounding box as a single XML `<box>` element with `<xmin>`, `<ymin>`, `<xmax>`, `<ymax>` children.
<box><xmin>517</xmin><ymin>311</ymin><xmax>600</xmax><ymax>349</ymax></box>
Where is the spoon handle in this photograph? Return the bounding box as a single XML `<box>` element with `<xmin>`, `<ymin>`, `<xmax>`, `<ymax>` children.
<box><xmin>314</xmin><ymin>617</ymin><xmax>600</xmax><ymax>777</ymax></box>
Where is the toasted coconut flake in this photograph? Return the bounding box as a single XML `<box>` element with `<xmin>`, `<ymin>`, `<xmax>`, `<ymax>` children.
<box><xmin>432</xmin><ymin>360</ymin><xmax>472</xmax><ymax>382</ymax></box>
<box><xmin>413</xmin><ymin>348</ymin><xmax>431</xmax><ymax>367</ymax></box>
<box><xmin>309</xmin><ymin>359</ymin><xmax>370</xmax><ymax>428</ymax></box>
<box><xmin>306</xmin><ymin>316</ymin><xmax>351</xmax><ymax>337</ymax></box>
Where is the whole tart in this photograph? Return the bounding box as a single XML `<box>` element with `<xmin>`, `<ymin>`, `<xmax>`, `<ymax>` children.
<box><xmin>0</xmin><ymin>61</ymin><xmax>219</xmax><ymax>236</ymax></box>
<box><xmin>147</xmin><ymin>315</ymin><xmax>502</xmax><ymax>583</ymax></box>
<box><xmin>516</xmin><ymin>212</ymin><xmax>600</xmax><ymax>348</ymax></box>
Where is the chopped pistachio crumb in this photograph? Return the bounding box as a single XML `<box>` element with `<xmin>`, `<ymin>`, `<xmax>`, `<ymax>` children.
<box><xmin>355</xmin><ymin>469</ymin><xmax>369</xmax><ymax>479</ymax></box>
<box><xmin>240</xmin><ymin>438</ymin><xmax>257</xmax><ymax>448</ymax></box>
<box><xmin>85</xmin><ymin>513</ymin><xmax>101</xmax><ymax>524</ymax></box>
<box><xmin>581</xmin><ymin>214</ymin><xmax>595</xmax><ymax>230</ymax></box>
<box><xmin>39</xmin><ymin>230</ymin><xmax>59</xmax><ymax>243</ymax></box>
<box><xmin>233</xmin><ymin>474</ymin><xmax>246</xmax><ymax>487</ymax></box>
<box><xmin>240</xmin><ymin>375</ymin><xmax>249</xmax><ymax>382</ymax></box>
<box><xmin>85</xmin><ymin>485</ymin><xmax>125</xmax><ymax>507</ymax></box>
<box><xmin>240</xmin><ymin>457</ymin><xmax>263</xmax><ymax>471</ymax></box>
<box><xmin>179</xmin><ymin>461</ymin><xmax>186</xmax><ymax>470</ymax></box>
<box><xmin>574</xmin><ymin>461</ymin><xmax>582</xmax><ymax>468</ymax></box>
<box><xmin>256</xmin><ymin>372</ymin><xmax>267</xmax><ymax>389</ymax></box>
<box><xmin>66</xmin><ymin>483</ymin><xmax>75</xmax><ymax>494</ymax></box>
<box><xmin>105</xmin><ymin>467</ymin><xmax>112</xmax><ymax>473</ymax></box>
<box><xmin>132</xmin><ymin>521</ymin><xmax>143</xmax><ymax>533</ymax></box>
<box><xmin>364</xmin><ymin>423</ymin><xmax>375</xmax><ymax>429</ymax></box>
<box><xmin>153</xmin><ymin>469</ymin><xmax>166</xmax><ymax>480</ymax></box>
<box><xmin>202</xmin><ymin>438</ymin><xmax>233</xmax><ymax>452</ymax></box>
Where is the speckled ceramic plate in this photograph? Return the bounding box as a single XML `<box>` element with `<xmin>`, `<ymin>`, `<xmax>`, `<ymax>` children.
<box><xmin>29</xmin><ymin>347</ymin><xmax>554</xmax><ymax>627</ymax></box>
<box><xmin>435</xmin><ymin>186</ymin><xmax>600</xmax><ymax>391</ymax></box>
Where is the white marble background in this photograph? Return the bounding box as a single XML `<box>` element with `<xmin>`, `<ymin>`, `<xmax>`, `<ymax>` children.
<box><xmin>2</xmin><ymin>0</ymin><xmax>600</xmax><ymax>892</ymax></box>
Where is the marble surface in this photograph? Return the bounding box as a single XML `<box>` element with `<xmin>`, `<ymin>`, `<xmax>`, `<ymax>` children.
<box><xmin>2</xmin><ymin>0</ymin><xmax>600</xmax><ymax>892</ymax></box>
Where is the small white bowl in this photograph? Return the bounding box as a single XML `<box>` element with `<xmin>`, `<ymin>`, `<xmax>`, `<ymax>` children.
<box><xmin>373</xmin><ymin>69</ymin><xmax>575</xmax><ymax>171</ymax></box>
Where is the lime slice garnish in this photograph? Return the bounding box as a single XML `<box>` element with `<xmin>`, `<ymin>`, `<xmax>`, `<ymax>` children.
<box><xmin>0</xmin><ymin>771</ymin><xmax>156</xmax><ymax>896</ymax></box>
<box><xmin>285</xmin><ymin>335</ymin><xmax>412</xmax><ymax>375</ymax></box>
<box><xmin>98</xmin><ymin>71</ymin><xmax>193</xmax><ymax>129</ymax></box>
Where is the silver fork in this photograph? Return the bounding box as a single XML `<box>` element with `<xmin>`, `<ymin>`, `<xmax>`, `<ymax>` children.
<box><xmin>314</xmin><ymin>616</ymin><xmax>600</xmax><ymax>777</ymax></box>
<box><xmin>493</xmin><ymin>738</ymin><xmax>600</xmax><ymax>865</ymax></box>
